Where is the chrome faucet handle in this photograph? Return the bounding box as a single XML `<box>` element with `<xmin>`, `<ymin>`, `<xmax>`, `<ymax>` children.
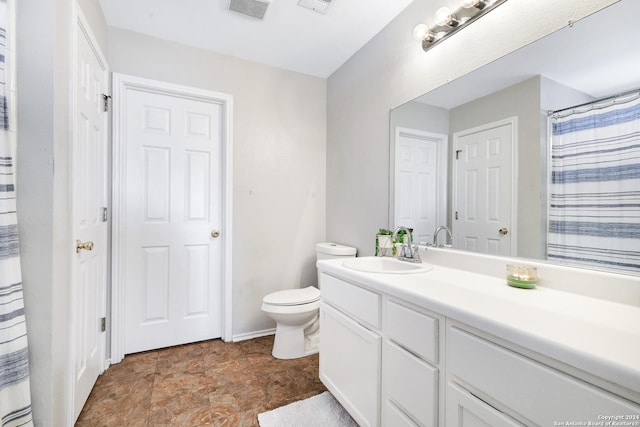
<box><xmin>412</xmin><ymin>245</ymin><xmax>422</xmax><ymax>262</ymax></box>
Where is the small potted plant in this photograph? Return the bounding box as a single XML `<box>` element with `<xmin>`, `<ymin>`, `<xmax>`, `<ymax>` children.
<box><xmin>375</xmin><ymin>229</ymin><xmax>393</xmax><ymax>256</ymax></box>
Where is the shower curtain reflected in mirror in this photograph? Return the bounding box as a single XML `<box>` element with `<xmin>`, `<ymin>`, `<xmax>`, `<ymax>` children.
<box><xmin>548</xmin><ymin>94</ymin><xmax>640</xmax><ymax>275</ymax></box>
<box><xmin>0</xmin><ymin>0</ymin><xmax>34</xmax><ymax>425</ymax></box>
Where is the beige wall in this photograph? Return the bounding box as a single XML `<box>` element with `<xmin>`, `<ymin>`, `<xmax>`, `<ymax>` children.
<box><xmin>390</xmin><ymin>101</ymin><xmax>449</xmax><ymax>136</ymax></box>
<box><xmin>107</xmin><ymin>29</ymin><xmax>327</xmax><ymax>338</ymax></box>
<box><xmin>17</xmin><ymin>0</ymin><xmax>74</xmax><ymax>425</ymax></box>
<box><xmin>326</xmin><ymin>0</ymin><xmax>617</xmax><ymax>255</ymax></box>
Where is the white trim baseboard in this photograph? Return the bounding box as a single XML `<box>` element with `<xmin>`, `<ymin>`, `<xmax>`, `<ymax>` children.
<box><xmin>232</xmin><ymin>328</ymin><xmax>276</xmax><ymax>343</ymax></box>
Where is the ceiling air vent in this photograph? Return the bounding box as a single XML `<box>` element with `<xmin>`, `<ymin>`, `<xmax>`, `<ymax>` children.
<box><xmin>297</xmin><ymin>0</ymin><xmax>334</xmax><ymax>15</ymax></box>
<box><xmin>229</xmin><ymin>0</ymin><xmax>272</xmax><ymax>20</ymax></box>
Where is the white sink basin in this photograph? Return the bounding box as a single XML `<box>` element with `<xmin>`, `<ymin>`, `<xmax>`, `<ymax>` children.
<box><xmin>342</xmin><ymin>256</ymin><xmax>433</xmax><ymax>274</ymax></box>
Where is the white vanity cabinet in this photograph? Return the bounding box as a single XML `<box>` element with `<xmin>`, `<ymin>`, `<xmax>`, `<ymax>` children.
<box><xmin>319</xmin><ymin>273</ymin><xmax>444</xmax><ymax>427</ymax></box>
<box><xmin>382</xmin><ymin>299</ymin><xmax>442</xmax><ymax>427</ymax></box>
<box><xmin>317</xmin><ymin>263</ymin><xmax>640</xmax><ymax>427</ymax></box>
<box><xmin>319</xmin><ymin>274</ymin><xmax>382</xmax><ymax>427</ymax></box>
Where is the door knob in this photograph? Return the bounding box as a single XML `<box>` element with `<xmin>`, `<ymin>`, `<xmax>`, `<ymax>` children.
<box><xmin>76</xmin><ymin>240</ymin><xmax>94</xmax><ymax>253</ymax></box>
<box><xmin>211</xmin><ymin>230</ymin><xmax>220</xmax><ymax>238</ymax></box>
<box><xmin>498</xmin><ymin>228</ymin><xmax>509</xmax><ymax>235</ymax></box>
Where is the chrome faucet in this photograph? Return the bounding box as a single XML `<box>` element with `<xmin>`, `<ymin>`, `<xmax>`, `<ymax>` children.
<box><xmin>433</xmin><ymin>225</ymin><xmax>452</xmax><ymax>247</ymax></box>
<box><xmin>393</xmin><ymin>226</ymin><xmax>422</xmax><ymax>263</ymax></box>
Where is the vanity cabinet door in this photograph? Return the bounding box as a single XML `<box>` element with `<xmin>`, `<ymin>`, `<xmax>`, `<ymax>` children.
<box><xmin>446</xmin><ymin>382</ymin><xmax>525</xmax><ymax>427</ymax></box>
<box><xmin>319</xmin><ymin>302</ymin><xmax>381</xmax><ymax>427</ymax></box>
<box><xmin>383</xmin><ymin>341</ymin><xmax>438</xmax><ymax>426</ymax></box>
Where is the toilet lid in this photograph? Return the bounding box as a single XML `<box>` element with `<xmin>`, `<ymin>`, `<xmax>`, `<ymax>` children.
<box><xmin>263</xmin><ymin>286</ymin><xmax>321</xmax><ymax>306</ymax></box>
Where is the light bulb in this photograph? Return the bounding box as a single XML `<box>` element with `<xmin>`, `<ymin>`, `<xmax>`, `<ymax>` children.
<box><xmin>434</xmin><ymin>7</ymin><xmax>454</xmax><ymax>26</ymax></box>
<box><xmin>412</xmin><ymin>24</ymin><xmax>429</xmax><ymax>41</ymax></box>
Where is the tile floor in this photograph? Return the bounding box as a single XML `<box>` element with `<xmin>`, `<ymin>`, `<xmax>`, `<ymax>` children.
<box><xmin>75</xmin><ymin>335</ymin><xmax>326</xmax><ymax>426</ymax></box>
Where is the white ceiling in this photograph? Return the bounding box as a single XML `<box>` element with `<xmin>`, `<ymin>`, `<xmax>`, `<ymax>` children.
<box><xmin>98</xmin><ymin>0</ymin><xmax>416</xmax><ymax>78</ymax></box>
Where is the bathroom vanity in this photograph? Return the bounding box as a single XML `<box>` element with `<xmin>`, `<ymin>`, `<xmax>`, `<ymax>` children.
<box><xmin>317</xmin><ymin>250</ymin><xmax>640</xmax><ymax>427</ymax></box>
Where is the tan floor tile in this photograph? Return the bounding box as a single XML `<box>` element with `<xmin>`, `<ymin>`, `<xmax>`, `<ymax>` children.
<box><xmin>213</xmin><ymin>407</ymin><xmax>261</xmax><ymax>427</ymax></box>
<box><xmin>76</xmin><ymin>335</ymin><xmax>326</xmax><ymax>426</ymax></box>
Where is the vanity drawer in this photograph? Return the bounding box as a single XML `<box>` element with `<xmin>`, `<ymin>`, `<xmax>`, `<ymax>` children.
<box><xmin>386</xmin><ymin>299</ymin><xmax>439</xmax><ymax>364</ymax></box>
<box><xmin>384</xmin><ymin>341</ymin><xmax>438</xmax><ymax>427</ymax></box>
<box><xmin>447</xmin><ymin>326</ymin><xmax>640</xmax><ymax>425</ymax></box>
<box><xmin>320</xmin><ymin>273</ymin><xmax>381</xmax><ymax>329</ymax></box>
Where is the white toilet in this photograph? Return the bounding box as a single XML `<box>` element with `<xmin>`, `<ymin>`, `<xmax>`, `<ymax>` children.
<box><xmin>261</xmin><ymin>242</ymin><xmax>356</xmax><ymax>359</ymax></box>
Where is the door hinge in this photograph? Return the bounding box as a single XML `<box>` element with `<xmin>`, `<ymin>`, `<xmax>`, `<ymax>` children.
<box><xmin>100</xmin><ymin>317</ymin><xmax>106</xmax><ymax>332</ymax></box>
<box><xmin>102</xmin><ymin>207</ymin><xmax>108</xmax><ymax>222</ymax></box>
<box><xmin>102</xmin><ymin>94</ymin><xmax>112</xmax><ymax>112</ymax></box>
<box><xmin>455</xmin><ymin>211</ymin><xmax>459</xmax><ymax>220</ymax></box>
<box><xmin>455</xmin><ymin>149</ymin><xmax>463</xmax><ymax>160</ymax></box>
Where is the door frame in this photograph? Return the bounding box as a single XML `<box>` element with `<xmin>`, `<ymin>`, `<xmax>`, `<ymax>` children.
<box><xmin>451</xmin><ymin>117</ymin><xmax>518</xmax><ymax>256</ymax></box>
<box><xmin>110</xmin><ymin>73</ymin><xmax>234</xmax><ymax>363</ymax></box>
<box><xmin>70</xmin><ymin>6</ymin><xmax>109</xmax><ymax>421</ymax></box>
<box><xmin>391</xmin><ymin>127</ymin><xmax>448</xmax><ymax>235</ymax></box>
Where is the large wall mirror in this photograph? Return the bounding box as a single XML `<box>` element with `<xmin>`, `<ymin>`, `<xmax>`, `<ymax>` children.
<box><xmin>390</xmin><ymin>0</ymin><xmax>639</xmax><ymax>275</ymax></box>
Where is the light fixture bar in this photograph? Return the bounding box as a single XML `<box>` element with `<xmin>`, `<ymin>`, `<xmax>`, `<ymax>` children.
<box><xmin>416</xmin><ymin>0</ymin><xmax>508</xmax><ymax>52</ymax></box>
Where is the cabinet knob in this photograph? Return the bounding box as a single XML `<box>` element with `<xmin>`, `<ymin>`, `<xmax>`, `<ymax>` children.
<box><xmin>211</xmin><ymin>230</ymin><xmax>220</xmax><ymax>238</ymax></box>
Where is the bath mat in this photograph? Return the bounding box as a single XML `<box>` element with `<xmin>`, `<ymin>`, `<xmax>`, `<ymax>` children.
<box><xmin>258</xmin><ymin>391</ymin><xmax>359</xmax><ymax>426</ymax></box>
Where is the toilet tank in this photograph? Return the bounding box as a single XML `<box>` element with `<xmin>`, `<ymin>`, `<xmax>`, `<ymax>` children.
<box><xmin>316</xmin><ymin>242</ymin><xmax>356</xmax><ymax>260</ymax></box>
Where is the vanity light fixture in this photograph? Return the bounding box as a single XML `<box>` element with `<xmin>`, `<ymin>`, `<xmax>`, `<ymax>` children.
<box><xmin>414</xmin><ymin>0</ymin><xmax>508</xmax><ymax>52</ymax></box>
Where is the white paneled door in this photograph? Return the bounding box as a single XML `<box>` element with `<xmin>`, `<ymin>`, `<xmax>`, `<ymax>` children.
<box><xmin>121</xmin><ymin>82</ymin><xmax>224</xmax><ymax>354</ymax></box>
<box><xmin>453</xmin><ymin>119</ymin><xmax>516</xmax><ymax>256</ymax></box>
<box><xmin>73</xmin><ymin>13</ymin><xmax>108</xmax><ymax>422</ymax></box>
<box><xmin>394</xmin><ymin>129</ymin><xmax>447</xmax><ymax>244</ymax></box>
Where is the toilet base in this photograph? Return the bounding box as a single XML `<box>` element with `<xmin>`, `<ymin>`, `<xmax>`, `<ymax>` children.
<box><xmin>272</xmin><ymin>316</ymin><xmax>319</xmax><ymax>359</ymax></box>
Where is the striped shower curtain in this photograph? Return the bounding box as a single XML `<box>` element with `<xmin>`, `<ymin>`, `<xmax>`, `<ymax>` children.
<box><xmin>548</xmin><ymin>95</ymin><xmax>640</xmax><ymax>274</ymax></box>
<box><xmin>0</xmin><ymin>0</ymin><xmax>34</xmax><ymax>425</ymax></box>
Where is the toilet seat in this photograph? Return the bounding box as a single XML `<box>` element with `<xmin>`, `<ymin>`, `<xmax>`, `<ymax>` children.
<box><xmin>262</xmin><ymin>286</ymin><xmax>320</xmax><ymax>306</ymax></box>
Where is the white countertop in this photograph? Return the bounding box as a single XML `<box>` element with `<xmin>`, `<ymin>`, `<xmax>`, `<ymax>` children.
<box><xmin>317</xmin><ymin>257</ymin><xmax>640</xmax><ymax>398</ymax></box>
